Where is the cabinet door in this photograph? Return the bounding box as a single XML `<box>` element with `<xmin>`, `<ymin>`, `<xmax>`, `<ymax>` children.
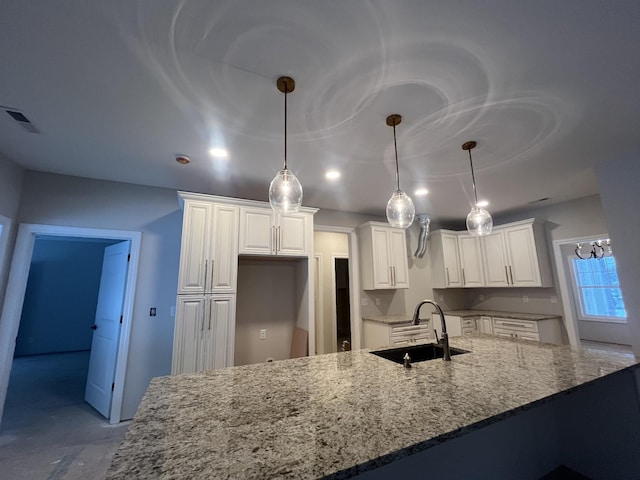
<box><xmin>388</xmin><ymin>228</ymin><xmax>410</xmax><ymax>288</ymax></box>
<box><xmin>211</xmin><ymin>205</ymin><xmax>239</xmax><ymax>292</ymax></box>
<box><xmin>172</xmin><ymin>296</ymin><xmax>206</xmax><ymax>374</ymax></box>
<box><xmin>458</xmin><ymin>235</ymin><xmax>485</xmax><ymax>287</ymax></box>
<box><xmin>480</xmin><ymin>316</ymin><xmax>493</xmax><ymax>334</ymax></box>
<box><xmin>202</xmin><ymin>295</ymin><xmax>236</xmax><ymax>370</ymax></box>
<box><xmin>504</xmin><ymin>225</ymin><xmax>541</xmax><ymax>286</ymax></box>
<box><xmin>238</xmin><ymin>207</ymin><xmax>274</xmax><ymax>255</ymax></box>
<box><xmin>177</xmin><ymin>201</ymin><xmax>213</xmax><ymax>294</ymax></box>
<box><xmin>277</xmin><ymin>212</ymin><xmax>310</xmax><ymax>256</ymax></box>
<box><xmin>442</xmin><ymin>233</ymin><xmax>462</xmax><ymax>287</ymax></box>
<box><xmin>481</xmin><ymin>230</ymin><xmax>510</xmax><ymax>287</ymax></box>
<box><xmin>371</xmin><ymin>226</ymin><xmax>393</xmax><ymax>288</ymax></box>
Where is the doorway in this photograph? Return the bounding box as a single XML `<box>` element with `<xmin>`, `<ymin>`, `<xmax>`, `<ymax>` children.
<box><xmin>0</xmin><ymin>224</ymin><xmax>141</xmax><ymax>428</ymax></box>
<box><xmin>334</xmin><ymin>258</ymin><xmax>351</xmax><ymax>351</ymax></box>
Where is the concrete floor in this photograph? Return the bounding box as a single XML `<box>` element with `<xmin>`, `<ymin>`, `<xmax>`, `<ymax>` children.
<box><xmin>0</xmin><ymin>351</ymin><xmax>129</xmax><ymax>480</ymax></box>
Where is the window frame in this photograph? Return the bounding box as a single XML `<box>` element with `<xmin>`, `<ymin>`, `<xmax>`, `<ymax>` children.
<box><xmin>568</xmin><ymin>253</ymin><xmax>627</xmax><ymax>324</ymax></box>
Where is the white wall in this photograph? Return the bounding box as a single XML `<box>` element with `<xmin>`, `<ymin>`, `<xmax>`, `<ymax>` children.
<box><xmin>16</xmin><ymin>171</ymin><xmax>182</xmax><ymax>420</ymax></box>
<box><xmin>596</xmin><ymin>157</ymin><xmax>640</xmax><ymax>356</ymax></box>
<box><xmin>235</xmin><ymin>258</ymin><xmax>304</xmax><ymax>365</ymax></box>
<box><xmin>0</xmin><ymin>155</ymin><xmax>25</xmax><ymax>312</ymax></box>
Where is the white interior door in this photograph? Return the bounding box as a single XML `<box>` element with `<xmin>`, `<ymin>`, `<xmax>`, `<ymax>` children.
<box><xmin>85</xmin><ymin>241</ymin><xmax>130</xmax><ymax>418</ymax></box>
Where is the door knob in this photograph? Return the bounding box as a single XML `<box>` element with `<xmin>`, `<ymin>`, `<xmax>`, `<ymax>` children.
<box><xmin>90</xmin><ymin>325</ymin><xmax>98</xmax><ymax>330</ymax></box>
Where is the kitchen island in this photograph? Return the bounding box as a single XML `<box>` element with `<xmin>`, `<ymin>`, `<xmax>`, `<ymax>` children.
<box><xmin>106</xmin><ymin>336</ymin><xmax>639</xmax><ymax>479</ymax></box>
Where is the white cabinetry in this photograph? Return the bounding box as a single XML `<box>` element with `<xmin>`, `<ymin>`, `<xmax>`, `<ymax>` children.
<box><xmin>174</xmin><ymin>192</ymin><xmax>317</xmax><ymax>375</ymax></box>
<box><xmin>458</xmin><ymin>234</ymin><xmax>485</xmax><ymax>287</ymax></box>
<box><xmin>482</xmin><ymin>220</ymin><xmax>552</xmax><ymax>287</ymax></box>
<box><xmin>177</xmin><ymin>200</ymin><xmax>239</xmax><ymax>294</ymax></box>
<box><xmin>363</xmin><ymin>319</ymin><xmax>431</xmax><ymax>348</ymax></box>
<box><xmin>238</xmin><ymin>206</ymin><xmax>312</xmax><ymax>256</ymax></box>
<box><xmin>477</xmin><ymin>316</ymin><xmax>493</xmax><ymax>335</ymax></box>
<box><xmin>358</xmin><ymin>222</ymin><xmax>410</xmax><ymax>290</ymax></box>
<box><xmin>492</xmin><ymin>317</ymin><xmax>562</xmax><ymax>344</ymax></box>
<box><xmin>432</xmin><ymin>314</ymin><xmax>474</xmax><ymax>338</ymax></box>
<box><xmin>430</xmin><ymin>230</ymin><xmax>462</xmax><ymax>288</ymax></box>
<box><xmin>433</xmin><ymin>219</ymin><xmax>552</xmax><ymax>289</ymax></box>
<box><xmin>171</xmin><ymin>294</ymin><xmax>236</xmax><ymax>374</ymax></box>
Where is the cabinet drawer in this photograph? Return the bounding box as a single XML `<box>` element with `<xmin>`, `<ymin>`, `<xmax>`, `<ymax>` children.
<box><xmin>390</xmin><ymin>324</ymin><xmax>430</xmax><ymax>336</ymax></box>
<box><xmin>493</xmin><ymin>327</ymin><xmax>540</xmax><ymax>341</ymax></box>
<box><xmin>493</xmin><ymin>317</ymin><xmax>538</xmax><ymax>333</ymax></box>
<box><xmin>391</xmin><ymin>333</ymin><xmax>431</xmax><ymax>345</ymax></box>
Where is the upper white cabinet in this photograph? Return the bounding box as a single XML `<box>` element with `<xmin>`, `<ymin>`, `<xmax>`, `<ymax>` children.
<box><xmin>358</xmin><ymin>222</ymin><xmax>410</xmax><ymax>290</ymax></box>
<box><xmin>433</xmin><ymin>219</ymin><xmax>552</xmax><ymax>288</ymax></box>
<box><xmin>238</xmin><ymin>206</ymin><xmax>313</xmax><ymax>256</ymax></box>
<box><xmin>481</xmin><ymin>219</ymin><xmax>553</xmax><ymax>287</ymax></box>
<box><xmin>430</xmin><ymin>230</ymin><xmax>462</xmax><ymax>288</ymax></box>
<box><xmin>482</xmin><ymin>230</ymin><xmax>510</xmax><ymax>287</ymax></box>
<box><xmin>177</xmin><ymin>197</ymin><xmax>239</xmax><ymax>294</ymax></box>
<box><xmin>458</xmin><ymin>234</ymin><xmax>485</xmax><ymax>287</ymax></box>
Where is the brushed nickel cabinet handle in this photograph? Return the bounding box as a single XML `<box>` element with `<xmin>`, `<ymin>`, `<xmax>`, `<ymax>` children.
<box><xmin>445</xmin><ymin>267</ymin><xmax>450</xmax><ymax>286</ymax></box>
<box><xmin>203</xmin><ymin>260</ymin><xmax>208</xmax><ymax>292</ymax></box>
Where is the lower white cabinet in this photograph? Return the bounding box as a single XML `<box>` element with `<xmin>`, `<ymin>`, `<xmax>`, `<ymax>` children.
<box><xmin>477</xmin><ymin>316</ymin><xmax>494</xmax><ymax>335</ymax></box>
<box><xmin>432</xmin><ymin>314</ymin><xmax>475</xmax><ymax>339</ymax></box>
<box><xmin>491</xmin><ymin>317</ymin><xmax>562</xmax><ymax>344</ymax></box>
<box><xmin>362</xmin><ymin>319</ymin><xmax>431</xmax><ymax>348</ymax></box>
<box><xmin>172</xmin><ymin>294</ymin><xmax>236</xmax><ymax>374</ymax></box>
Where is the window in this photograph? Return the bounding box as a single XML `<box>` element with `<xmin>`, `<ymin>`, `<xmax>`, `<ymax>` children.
<box><xmin>570</xmin><ymin>255</ymin><xmax>627</xmax><ymax>323</ymax></box>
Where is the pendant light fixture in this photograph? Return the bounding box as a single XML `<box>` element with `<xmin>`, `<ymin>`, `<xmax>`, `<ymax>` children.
<box><xmin>269</xmin><ymin>76</ymin><xmax>303</xmax><ymax>214</ymax></box>
<box><xmin>385</xmin><ymin>114</ymin><xmax>415</xmax><ymax>229</ymax></box>
<box><xmin>462</xmin><ymin>141</ymin><xmax>493</xmax><ymax>236</ymax></box>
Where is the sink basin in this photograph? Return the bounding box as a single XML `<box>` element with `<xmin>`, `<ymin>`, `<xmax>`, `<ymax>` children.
<box><xmin>371</xmin><ymin>343</ymin><xmax>469</xmax><ymax>364</ymax></box>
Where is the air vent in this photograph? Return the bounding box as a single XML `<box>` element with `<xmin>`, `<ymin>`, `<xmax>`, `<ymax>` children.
<box><xmin>3</xmin><ymin>108</ymin><xmax>40</xmax><ymax>133</ymax></box>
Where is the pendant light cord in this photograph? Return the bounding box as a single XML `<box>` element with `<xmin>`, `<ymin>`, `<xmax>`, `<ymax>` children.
<box><xmin>393</xmin><ymin>123</ymin><xmax>400</xmax><ymax>191</ymax></box>
<box><xmin>283</xmin><ymin>80</ymin><xmax>288</xmax><ymax>170</ymax></box>
<box><xmin>468</xmin><ymin>148</ymin><xmax>479</xmax><ymax>205</ymax></box>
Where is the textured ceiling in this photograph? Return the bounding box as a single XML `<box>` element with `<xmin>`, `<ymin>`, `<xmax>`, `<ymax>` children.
<box><xmin>0</xmin><ymin>1</ymin><xmax>638</xmax><ymax>224</ymax></box>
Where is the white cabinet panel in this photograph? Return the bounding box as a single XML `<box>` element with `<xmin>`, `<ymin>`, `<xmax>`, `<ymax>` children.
<box><xmin>172</xmin><ymin>295</ymin><xmax>236</xmax><ymax>375</ymax></box>
<box><xmin>238</xmin><ymin>207</ymin><xmax>311</xmax><ymax>256</ymax></box>
<box><xmin>504</xmin><ymin>224</ymin><xmax>542</xmax><ymax>287</ymax></box>
<box><xmin>358</xmin><ymin>222</ymin><xmax>410</xmax><ymax>290</ymax></box>
<box><xmin>238</xmin><ymin>207</ymin><xmax>274</xmax><ymax>255</ymax></box>
<box><xmin>481</xmin><ymin>230</ymin><xmax>510</xmax><ymax>287</ymax></box>
<box><xmin>177</xmin><ymin>201</ymin><xmax>238</xmax><ymax>294</ymax></box>
<box><xmin>430</xmin><ymin>230</ymin><xmax>462</xmax><ymax>288</ymax></box>
<box><xmin>458</xmin><ymin>234</ymin><xmax>485</xmax><ymax>287</ymax></box>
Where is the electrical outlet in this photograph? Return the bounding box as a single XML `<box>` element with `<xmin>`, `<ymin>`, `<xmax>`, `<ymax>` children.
<box><xmin>361</xmin><ymin>297</ymin><xmax>369</xmax><ymax>306</ymax></box>
<box><xmin>522</xmin><ymin>296</ymin><xmax>529</xmax><ymax>303</ymax></box>
<box><xmin>170</xmin><ymin>305</ymin><xmax>176</xmax><ymax>317</ymax></box>
<box><xmin>375</xmin><ymin>297</ymin><xmax>381</xmax><ymax>306</ymax></box>
<box><xmin>551</xmin><ymin>296</ymin><xmax>558</xmax><ymax>304</ymax></box>
<box><xmin>149</xmin><ymin>307</ymin><xmax>157</xmax><ymax>316</ymax></box>
<box><xmin>259</xmin><ymin>329</ymin><xmax>267</xmax><ymax>340</ymax></box>
<box><xmin>479</xmin><ymin>294</ymin><xmax>485</xmax><ymax>301</ymax></box>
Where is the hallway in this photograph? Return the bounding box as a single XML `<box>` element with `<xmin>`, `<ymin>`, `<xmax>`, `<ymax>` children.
<box><xmin>0</xmin><ymin>351</ymin><xmax>129</xmax><ymax>479</ymax></box>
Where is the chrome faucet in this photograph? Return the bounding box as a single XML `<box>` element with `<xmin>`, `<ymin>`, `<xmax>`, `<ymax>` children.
<box><xmin>412</xmin><ymin>299</ymin><xmax>451</xmax><ymax>361</ymax></box>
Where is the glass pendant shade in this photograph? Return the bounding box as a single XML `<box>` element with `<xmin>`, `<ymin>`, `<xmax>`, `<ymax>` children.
<box><xmin>466</xmin><ymin>205</ymin><xmax>493</xmax><ymax>236</ymax></box>
<box><xmin>386</xmin><ymin>190</ymin><xmax>415</xmax><ymax>229</ymax></box>
<box><xmin>269</xmin><ymin>168</ymin><xmax>303</xmax><ymax>214</ymax></box>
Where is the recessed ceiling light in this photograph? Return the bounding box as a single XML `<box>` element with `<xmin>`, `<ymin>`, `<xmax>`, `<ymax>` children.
<box><xmin>175</xmin><ymin>155</ymin><xmax>191</xmax><ymax>165</ymax></box>
<box><xmin>325</xmin><ymin>170</ymin><xmax>341</xmax><ymax>180</ymax></box>
<box><xmin>209</xmin><ymin>147</ymin><xmax>229</xmax><ymax>158</ymax></box>
<box><xmin>414</xmin><ymin>188</ymin><xmax>429</xmax><ymax>196</ymax></box>
<box><xmin>476</xmin><ymin>200</ymin><xmax>489</xmax><ymax>207</ymax></box>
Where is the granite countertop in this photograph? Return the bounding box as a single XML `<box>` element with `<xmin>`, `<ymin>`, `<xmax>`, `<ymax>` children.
<box><xmin>362</xmin><ymin>314</ymin><xmax>413</xmax><ymax>324</ymax></box>
<box><xmin>106</xmin><ymin>336</ymin><xmax>637</xmax><ymax>479</ymax></box>
<box><xmin>443</xmin><ymin>309</ymin><xmax>561</xmax><ymax>321</ymax></box>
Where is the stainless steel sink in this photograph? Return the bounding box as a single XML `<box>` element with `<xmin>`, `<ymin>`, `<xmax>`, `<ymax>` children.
<box><xmin>371</xmin><ymin>343</ymin><xmax>469</xmax><ymax>364</ymax></box>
